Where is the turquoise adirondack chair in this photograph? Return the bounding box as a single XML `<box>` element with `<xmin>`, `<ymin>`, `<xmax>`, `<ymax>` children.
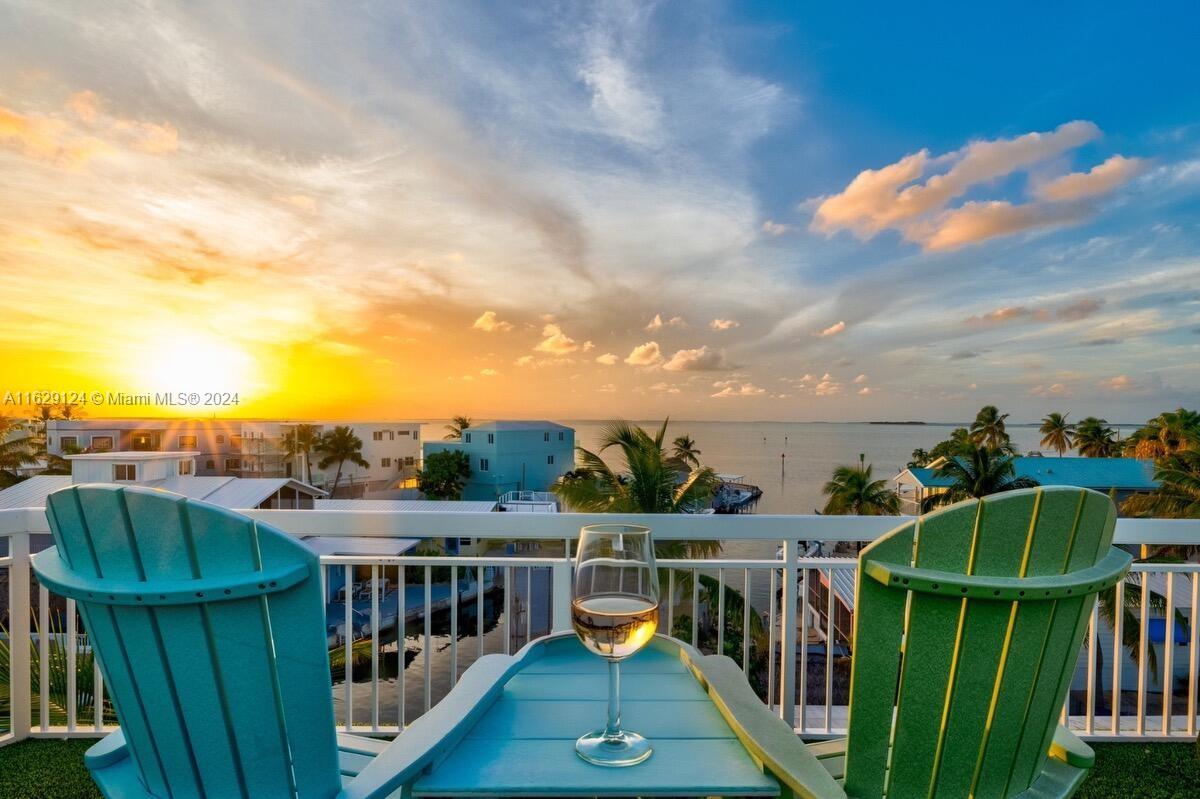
<box><xmin>685</xmin><ymin>486</ymin><xmax>1132</xmax><ymax>799</ymax></box>
<box><xmin>31</xmin><ymin>484</ymin><xmax>510</xmax><ymax>799</ymax></box>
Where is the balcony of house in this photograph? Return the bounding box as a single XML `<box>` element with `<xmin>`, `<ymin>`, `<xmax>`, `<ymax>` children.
<box><xmin>1</xmin><ymin>505</ymin><xmax>1198</xmax><ymax>796</ymax></box>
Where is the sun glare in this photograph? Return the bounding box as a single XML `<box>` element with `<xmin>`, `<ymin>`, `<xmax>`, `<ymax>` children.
<box><xmin>137</xmin><ymin>333</ymin><xmax>258</xmax><ymax>398</ymax></box>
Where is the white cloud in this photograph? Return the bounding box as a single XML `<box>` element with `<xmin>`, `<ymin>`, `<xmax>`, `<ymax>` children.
<box><xmin>761</xmin><ymin>219</ymin><xmax>790</xmax><ymax>236</ymax></box>
<box><xmin>819</xmin><ymin>321</ymin><xmax>846</xmax><ymax>337</ymax></box>
<box><xmin>595</xmin><ymin>352</ymin><xmax>619</xmax><ymax>365</ymax></box>
<box><xmin>515</xmin><ymin>355</ymin><xmax>535</xmax><ymax>367</ymax></box>
<box><xmin>645</xmin><ymin>313</ymin><xmax>685</xmax><ymax>331</ymax></box>
<box><xmin>472</xmin><ymin>310</ymin><xmax>513</xmax><ymax>332</ymax></box>
<box><xmin>535</xmin><ymin>323</ymin><xmax>579</xmax><ymax>355</ymax></box>
<box><xmin>853</xmin><ymin>373</ymin><xmax>868</xmax><ymax>384</ymax></box>
<box><xmin>709</xmin><ymin>318</ymin><xmax>740</xmax><ymax>331</ymax></box>
<box><xmin>711</xmin><ymin>380</ymin><xmax>766</xmax><ymax>398</ymax></box>
<box><xmin>625</xmin><ymin>341</ymin><xmax>663</xmax><ymax>366</ymax></box>
<box><xmin>663</xmin><ymin>345</ymin><xmax>727</xmax><ymax>372</ymax></box>
<box><xmin>1102</xmin><ymin>374</ymin><xmax>1135</xmax><ymax>392</ymax></box>
<box><xmin>857</xmin><ymin>386</ymin><xmax>872</xmax><ymax>395</ymax></box>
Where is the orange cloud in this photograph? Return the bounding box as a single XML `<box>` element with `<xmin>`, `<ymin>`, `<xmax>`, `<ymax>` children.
<box><xmin>1033</xmin><ymin>155</ymin><xmax>1147</xmax><ymax>202</ymax></box>
<box><xmin>811</xmin><ymin>121</ymin><xmax>1143</xmax><ymax>250</ymax></box>
<box><xmin>534</xmin><ymin>323</ymin><xmax>578</xmax><ymax>355</ymax></box>
<box><xmin>818</xmin><ymin>320</ymin><xmax>846</xmax><ymax>337</ymax></box>
<box><xmin>0</xmin><ymin>91</ymin><xmax>177</xmax><ymax>166</ymax></box>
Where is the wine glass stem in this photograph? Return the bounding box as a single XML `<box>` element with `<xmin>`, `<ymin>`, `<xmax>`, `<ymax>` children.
<box><xmin>604</xmin><ymin>659</ymin><xmax>621</xmax><ymax>738</ymax></box>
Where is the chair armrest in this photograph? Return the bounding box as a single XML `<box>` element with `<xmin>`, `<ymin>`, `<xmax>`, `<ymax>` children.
<box><xmin>683</xmin><ymin>652</ymin><xmax>848</xmax><ymax>799</ymax></box>
<box><xmin>338</xmin><ymin>654</ymin><xmax>522</xmax><ymax>799</ymax></box>
<box><xmin>84</xmin><ymin>729</ymin><xmax>129</xmax><ymax>770</ymax></box>
<box><xmin>1049</xmin><ymin>725</ymin><xmax>1094</xmax><ymax>769</ymax></box>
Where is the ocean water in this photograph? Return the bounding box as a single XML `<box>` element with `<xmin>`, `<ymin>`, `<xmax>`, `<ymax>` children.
<box><xmin>565</xmin><ymin>420</ymin><xmax>1130</xmax><ymax>515</ymax></box>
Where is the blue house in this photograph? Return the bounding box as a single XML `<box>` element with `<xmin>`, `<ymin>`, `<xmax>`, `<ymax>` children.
<box><xmin>894</xmin><ymin>456</ymin><xmax>1158</xmax><ymax>514</ymax></box>
<box><xmin>422</xmin><ymin>420</ymin><xmax>575</xmax><ymax>501</ymax></box>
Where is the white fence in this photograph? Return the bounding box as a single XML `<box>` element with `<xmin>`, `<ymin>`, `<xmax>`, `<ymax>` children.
<box><xmin>2</xmin><ymin>505</ymin><xmax>1199</xmax><ymax>748</ymax></box>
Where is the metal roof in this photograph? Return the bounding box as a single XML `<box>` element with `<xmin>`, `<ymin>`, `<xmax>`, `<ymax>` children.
<box><xmin>0</xmin><ymin>476</ymin><xmax>71</xmax><ymax>509</ymax></box>
<box><xmin>0</xmin><ymin>475</ymin><xmax>324</xmax><ymax>510</ymax></box>
<box><xmin>897</xmin><ymin>457</ymin><xmax>1158</xmax><ymax>491</ymax></box>
<box><xmin>314</xmin><ymin>499</ymin><xmax>498</xmax><ymax>512</ymax></box>
<box><xmin>466</xmin><ymin>420</ymin><xmax>573</xmax><ymax>432</ymax></box>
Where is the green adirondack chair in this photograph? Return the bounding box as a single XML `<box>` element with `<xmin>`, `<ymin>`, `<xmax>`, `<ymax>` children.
<box><xmin>685</xmin><ymin>486</ymin><xmax>1131</xmax><ymax>799</ymax></box>
<box><xmin>30</xmin><ymin>484</ymin><xmax>513</xmax><ymax>799</ymax></box>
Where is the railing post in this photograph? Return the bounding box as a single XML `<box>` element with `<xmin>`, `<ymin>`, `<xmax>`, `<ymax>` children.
<box><xmin>551</xmin><ymin>558</ymin><xmax>573</xmax><ymax>632</ymax></box>
<box><xmin>10</xmin><ymin>532</ymin><xmax>32</xmax><ymax>742</ymax></box>
<box><xmin>780</xmin><ymin>538</ymin><xmax>798</xmax><ymax>728</ymax></box>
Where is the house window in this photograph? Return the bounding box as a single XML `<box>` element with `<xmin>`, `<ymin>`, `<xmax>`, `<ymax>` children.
<box><xmin>404</xmin><ymin>456</ymin><xmax>415</xmax><ymax>466</ymax></box>
<box><xmin>373</xmin><ymin>431</ymin><xmax>383</xmax><ymax>441</ymax></box>
<box><xmin>464</xmin><ymin>433</ymin><xmax>472</xmax><ymax>443</ymax></box>
<box><xmin>179</xmin><ymin>460</ymin><xmax>193</xmax><ymax>476</ymax></box>
<box><xmin>178</xmin><ymin>435</ymin><xmax>197</xmax><ymax>448</ymax></box>
<box><xmin>381</xmin><ymin>457</ymin><xmax>392</xmax><ymax>468</ymax></box>
<box><xmin>558</xmin><ymin>432</ymin><xmax>564</xmax><ymax>441</ymax></box>
<box><xmin>216</xmin><ymin>434</ymin><xmax>225</xmax><ymax>444</ymax></box>
<box><xmin>487</xmin><ymin>433</ymin><xmax>494</xmax><ymax>444</ymax></box>
<box><xmin>413</xmin><ymin>429</ymin><xmax>419</xmax><ymax>440</ymax></box>
<box><xmin>388</xmin><ymin>431</ymin><xmax>394</xmax><ymax>440</ymax></box>
<box><xmin>225</xmin><ymin>458</ymin><xmax>241</xmax><ymax>471</ymax></box>
<box><xmin>547</xmin><ymin>455</ymin><xmax>555</xmax><ymax>465</ymax></box>
<box><xmin>91</xmin><ymin>435</ymin><xmax>113</xmax><ymax>452</ymax></box>
<box><xmin>205</xmin><ymin>460</ymin><xmax>215</xmax><ymax>470</ymax></box>
<box><xmin>61</xmin><ymin>436</ymin><xmax>77</xmax><ymax>450</ymax></box>
<box><xmin>113</xmin><ymin>464</ymin><xmax>136</xmax><ymax>481</ymax></box>
<box><xmin>480</xmin><ymin>458</ymin><xmax>489</xmax><ymax>472</ymax></box>
<box><xmin>398</xmin><ymin>430</ymin><xmax>410</xmax><ymax>436</ymax></box>
<box><xmin>544</xmin><ymin>432</ymin><xmax>550</xmax><ymax>442</ymax></box>
<box><xmin>230</xmin><ymin>435</ymin><xmax>243</xmax><ymax>448</ymax></box>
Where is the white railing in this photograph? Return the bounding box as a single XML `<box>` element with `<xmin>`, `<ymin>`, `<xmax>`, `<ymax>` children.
<box><xmin>2</xmin><ymin>506</ymin><xmax>1199</xmax><ymax>748</ymax></box>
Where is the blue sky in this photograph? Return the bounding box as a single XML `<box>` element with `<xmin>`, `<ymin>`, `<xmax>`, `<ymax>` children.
<box><xmin>0</xmin><ymin>1</ymin><xmax>1197</xmax><ymax>421</ymax></box>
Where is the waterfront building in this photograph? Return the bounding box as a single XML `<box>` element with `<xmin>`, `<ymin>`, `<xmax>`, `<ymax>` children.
<box><xmin>422</xmin><ymin>420</ymin><xmax>575</xmax><ymax>501</ymax></box>
<box><xmin>0</xmin><ymin>450</ymin><xmax>325</xmax><ymax>510</ymax></box>
<box><xmin>893</xmin><ymin>456</ymin><xmax>1159</xmax><ymax>515</ymax></box>
<box><xmin>45</xmin><ymin>418</ymin><xmax>422</xmax><ymax>496</ymax></box>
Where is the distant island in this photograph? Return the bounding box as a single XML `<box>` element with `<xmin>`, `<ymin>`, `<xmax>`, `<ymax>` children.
<box><xmin>868</xmin><ymin>421</ymin><xmax>927</xmax><ymax>425</ymax></box>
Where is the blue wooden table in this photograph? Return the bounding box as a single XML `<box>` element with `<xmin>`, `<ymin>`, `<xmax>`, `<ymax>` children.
<box><xmin>411</xmin><ymin>633</ymin><xmax>781</xmax><ymax>797</ymax></box>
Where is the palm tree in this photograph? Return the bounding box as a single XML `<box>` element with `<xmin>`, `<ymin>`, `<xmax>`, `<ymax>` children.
<box><xmin>1039</xmin><ymin>412</ymin><xmax>1074</xmax><ymax>456</ymax></box>
<box><xmin>1122</xmin><ymin>448</ymin><xmax>1200</xmax><ymax>519</ymax></box>
<box><xmin>907</xmin><ymin>448</ymin><xmax>931</xmax><ymax>468</ymax></box>
<box><xmin>671</xmin><ymin>435</ymin><xmax>701</xmax><ymax>470</ymax></box>
<box><xmin>1073</xmin><ymin>417</ymin><xmax>1118</xmax><ymax>457</ymax></box>
<box><xmin>444</xmin><ymin>415</ymin><xmax>471</xmax><ymax>440</ymax></box>
<box><xmin>316</xmin><ymin>425</ymin><xmax>369</xmax><ymax>497</ymax></box>
<box><xmin>922</xmin><ymin>444</ymin><xmax>1039</xmax><ymax>510</ymax></box>
<box><xmin>969</xmin><ymin>405</ymin><xmax>1011</xmax><ymax>451</ymax></box>
<box><xmin>0</xmin><ymin>416</ymin><xmax>38</xmax><ymax>486</ymax></box>
<box><xmin>1123</xmin><ymin>408</ymin><xmax>1200</xmax><ymax>458</ymax></box>
<box><xmin>281</xmin><ymin>423</ymin><xmax>321</xmax><ymax>484</ymax></box>
<box><xmin>821</xmin><ymin>464</ymin><xmax>900</xmax><ymax>515</ymax></box>
<box><xmin>553</xmin><ymin>420</ymin><xmax>719</xmax><ymax>516</ymax></box>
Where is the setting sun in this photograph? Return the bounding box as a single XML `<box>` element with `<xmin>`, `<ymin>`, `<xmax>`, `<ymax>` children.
<box><xmin>133</xmin><ymin>333</ymin><xmax>259</xmax><ymax>398</ymax></box>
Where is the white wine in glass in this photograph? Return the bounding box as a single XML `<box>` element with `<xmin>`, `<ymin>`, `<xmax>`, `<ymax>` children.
<box><xmin>571</xmin><ymin>524</ymin><xmax>659</xmax><ymax>767</ymax></box>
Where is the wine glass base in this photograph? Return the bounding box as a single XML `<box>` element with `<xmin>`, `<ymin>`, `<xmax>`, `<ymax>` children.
<box><xmin>575</xmin><ymin>729</ymin><xmax>652</xmax><ymax>767</ymax></box>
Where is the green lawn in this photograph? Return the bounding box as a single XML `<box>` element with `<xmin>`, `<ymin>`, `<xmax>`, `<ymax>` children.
<box><xmin>0</xmin><ymin>738</ymin><xmax>1197</xmax><ymax>798</ymax></box>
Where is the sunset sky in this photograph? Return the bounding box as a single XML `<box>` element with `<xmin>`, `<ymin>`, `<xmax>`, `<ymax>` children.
<box><xmin>1</xmin><ymin>2</ymin><xmax>1198</xmax><ymax>422</ymax></box>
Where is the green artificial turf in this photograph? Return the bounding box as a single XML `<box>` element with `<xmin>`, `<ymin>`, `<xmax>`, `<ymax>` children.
<box><xmin>0</xmin><ymin>738</ymin><xmax>101</xmax><ymax>799</ymax></box>
<box><xmin>1</xmin><ymin>737</ymin><xmax>1198</xmax><ymax>798</ymax></box>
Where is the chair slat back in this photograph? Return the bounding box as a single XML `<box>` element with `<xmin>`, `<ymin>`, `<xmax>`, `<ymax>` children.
<box><xmin>37</xmin><ymin>485</ymin><xmax>342</xmax><ymax>799</ymax></box>
<box><xmin>842</xmin><ymin>487</ymin><xmax>1119</xmax><ymax>799</ymax></box>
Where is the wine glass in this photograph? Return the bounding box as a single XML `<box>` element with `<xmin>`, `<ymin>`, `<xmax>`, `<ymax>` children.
<box><xmin>571</xmin><ymin>523</ymin><xmax>660</xmax><ymax>767</ymax></box>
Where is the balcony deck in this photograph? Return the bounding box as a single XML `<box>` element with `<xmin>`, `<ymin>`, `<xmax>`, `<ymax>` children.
<box><xmin>3</xmin><ymin>505</ymin><xmax>1199</xmax><ymax>796</ymax></box>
